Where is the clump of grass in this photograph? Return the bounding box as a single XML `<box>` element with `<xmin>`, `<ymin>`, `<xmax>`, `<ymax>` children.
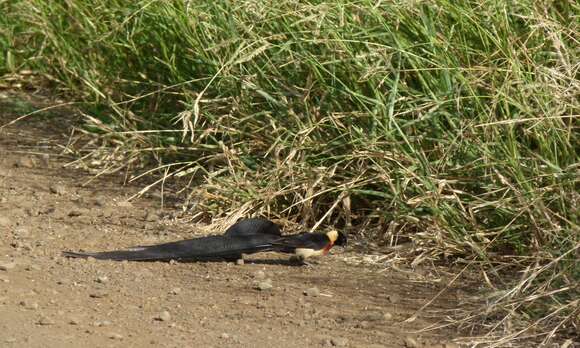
<box><xmin>1</xmin><ymin>0</ymin><xmax>578</xmax><ymax>344</ymax></box>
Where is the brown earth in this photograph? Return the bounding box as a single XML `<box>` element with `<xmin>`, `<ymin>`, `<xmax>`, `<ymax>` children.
<box><xmin>0</xmin><ymin>92</ymin><xmax>470</xmax><ymax>348</ymax></box>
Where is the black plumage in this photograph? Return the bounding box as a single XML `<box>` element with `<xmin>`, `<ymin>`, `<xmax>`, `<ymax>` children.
<box><xmin>62</xmin><ymin>218</ymin><xmax>347</xmax><ymax>263</ymax></box>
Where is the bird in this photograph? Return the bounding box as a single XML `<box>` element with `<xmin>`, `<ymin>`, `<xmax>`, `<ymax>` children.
<box><xmin>62</xmin><ymin>218</ymin><xmax>346</xmax><ymax>264</ymax></box>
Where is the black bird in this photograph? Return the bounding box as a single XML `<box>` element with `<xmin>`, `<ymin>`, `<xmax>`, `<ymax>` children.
<box><xmin>62</xmin><ymin>218</ymin><xmax>347</xmax><ymax>264</ymax></box>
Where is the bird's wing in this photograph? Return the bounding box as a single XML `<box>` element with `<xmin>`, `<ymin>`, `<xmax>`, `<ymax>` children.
<box><xmin>224</xmin><ymin>218</ymin><xmax>282</xmax><ymax>237</ymax></box>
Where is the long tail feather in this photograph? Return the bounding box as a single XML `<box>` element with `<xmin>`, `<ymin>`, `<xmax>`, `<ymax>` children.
<box><xmin>62</xmin><ymin>247</ymin><xmax>168</xmax><ymax>261</ymax></box>
<box><xmin>62</xmin><ymin>234</ymin><xmax>279</xmax><ymax>262</ymax></box>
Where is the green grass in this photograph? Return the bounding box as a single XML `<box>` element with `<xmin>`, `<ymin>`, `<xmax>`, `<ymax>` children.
<box><xmin>1</xmin><ymin>0</ymin><xmax>578</xmax><ymax>344</ymax></box>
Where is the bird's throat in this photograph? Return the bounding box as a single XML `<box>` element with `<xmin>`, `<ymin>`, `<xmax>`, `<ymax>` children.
<box><xmin>323</xmin><ymin>242</ymin><xmax>334</xmax><ymax>255</ymax></box>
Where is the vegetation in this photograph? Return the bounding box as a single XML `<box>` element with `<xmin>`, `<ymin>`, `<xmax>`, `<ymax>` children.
<box><xmin>1</xmin><ymin>0</ymin><xmax>578</xmax><ymax>345</ymax></box>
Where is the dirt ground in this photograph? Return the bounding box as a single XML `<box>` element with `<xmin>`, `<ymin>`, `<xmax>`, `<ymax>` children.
<box><xmin>0</xmin><ymin>92</ymin><xmax>469</xmax><ymax>348</ymax></box>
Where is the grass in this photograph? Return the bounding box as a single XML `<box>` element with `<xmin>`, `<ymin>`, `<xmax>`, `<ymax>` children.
<box><xmin>1</xmin><ymin>0</ymin><xmax>578</xmax><ymax>345</ymax></box>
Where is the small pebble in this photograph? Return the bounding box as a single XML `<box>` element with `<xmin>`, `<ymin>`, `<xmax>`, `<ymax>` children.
<box><xmin>0</xmin><ymin>262</ymin><xmax>16</xmax><ymax>271</ymax></box>
<box><xmin>443</xmin><ymin>344</ymin><xmax>459</xmax><ymax>348</ymax></box>
<box><xmin>76</xmin><ymin>215</ymin><xmax>93</xmax><ymax>225</ymax></box>
<box><xmin>89</xmin><ymin>291</ymin><xmax>109</xmax><ymax>298</ymax></box>
<box><xmin>25</xmin><ymin>264</ymin><xmax>41</xmax><ymax>271</ymax></box>
<box><xmin>256</xmin><ymin>280</ymin><xmax>272</xmax><ymax>291</ymax></box>
<box><xmin>15</xmin><ymin>157</ymin><xmax>36</xmax><ymax>168</ymax></box>
<box><xmin>96</xmin><ymin>276</ymin><xmax>108</xmax><ymax>283</ymax></box>
<box><xmin>404</xmin><ymin>336</ymin><xmax>419</xmax><ymax>348</ymax></box>
<box><xmin>364</xmin><ymin>311</ymin><xmax>385</xmax><ymax>322</ymax></box>
<box><xmin>383</xmin><ymin>312</ymin><xmax>393</xmax><ymax>320</ymax></box>
<box><xmin>37</xmin><ymin>316</ymin><xmax>55</xmax><ymax>326</ymax></box>
<box><xmin>49</xmin><ymin>184</ymin><xmax>66</xmax><ymax>195</ymax></box>
<box><xmin>93</xmin><ymin>198</ymin><xmax>106</xmax><ymax>207</ymax></box>
<box><xmin>117</xmin><ymin>201</ymin><xmax>133</xmax><ymax>208</ymax></box>
<box><xmin>154</xmin><ymin>310</ymin><xmax>171</xmax><ymax>321</ymax></box>
<box><xmin>24</xmin><ymin>207</ymin><xmax>39</xmax><ymax>217</ymax></box>
<box><xmin>69</xmin><ymin>318</ymin><xmax>81</xmax><ymax>325</ymax></box>
<box><xmin>220</xmin><ymin>333</ymin><xmax>230</xmax><ymax>339</ymax></box>
<box><xmin>331</xmin><ymin>337</ymin><xmax>349</xmax><ymax>347</ymax></box>
<box><xmin>143</xmin><ymin>211</ymin><xmax>158</xmax><ymax>222</ymax></box>
<box><xmin>236</xmin><ymin>258</ymin><xmax>245</xmax><ymax>265</ymax></box>
<box><xmin>387</xmin><ymin>294</ymin><xmax>400</xmax><ymax>304</ymax></box>
<box><xmin>170</xmin><ymin>287</ymin><xmax>181</xmax><ymax>295</ymax></box>
<box><xmin>356</xmin><ymin>321</ymin><xmax>370</xmax><ymax>329</ymax></box>
<box><xmin>14</xmin><ymin>227</ymin><xmax>30</xmax><ymax>237</ymax></box>
<box><xmin>108</xmin><ymin>333</ymin><xmax>123</xmax><ymax>340</ymax></box>
<box><xmin>93</xmin><ymin>320</ymin><xmax>112</xmax><ymax>327</ymax></box>
<box><xmin>68</xmin><ymin>210</ymin><xmax>82</xmax><ymax>217</ymax></box>
<box><xmin>19</xmin><ymin>300</ymin><xmax>39</xmax><ymax>310</ymax></box>
<box><xmin>303</xmin><ymin>287</ymin><xmax>320</xmax><ymax>297</ymax></box>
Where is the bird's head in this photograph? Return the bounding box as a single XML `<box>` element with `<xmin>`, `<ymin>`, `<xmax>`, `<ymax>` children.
<box><xmin>327</xmin><ymin>230</ymin><xmax>347</xmax><ymax>247</ymax></box>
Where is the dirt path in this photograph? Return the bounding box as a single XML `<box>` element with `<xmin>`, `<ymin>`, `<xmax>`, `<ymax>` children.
<box><xmin>0</xmin><ymin>92</ymin><xmax>462</xmax><ymax>348</ymax></box>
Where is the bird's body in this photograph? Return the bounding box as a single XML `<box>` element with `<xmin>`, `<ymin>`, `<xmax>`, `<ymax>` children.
<box><xmin>62</xmin><ymin>218</ymin><xmax>346</xmax><ymax>264</ymax></box>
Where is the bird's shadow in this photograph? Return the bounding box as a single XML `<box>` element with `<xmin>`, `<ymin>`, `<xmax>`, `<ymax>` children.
<box><xmin>110</xmin><ymin>257</ymin><xmax>304</xmax><ymax>267</ymax></box>
<box><xmin>63</xmin><ymin>253</ymin><xmax>305</xmax><ymax>267</ymax></box>
<box><xmin>241</xmin><ymin>258</ymin><xmax>304</xmax><ymax>267</ymax></box>
<box><xmin>179</xmin><ymin>257</ymin><xmax>304</xmax><ymax>267</ymax></box>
